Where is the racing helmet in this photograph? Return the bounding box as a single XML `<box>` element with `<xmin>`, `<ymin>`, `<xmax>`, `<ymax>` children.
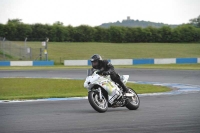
<box><xmin>90</xmin><ymin>54</ymin><xmax>102</xmax><ymax>69</ymax></box>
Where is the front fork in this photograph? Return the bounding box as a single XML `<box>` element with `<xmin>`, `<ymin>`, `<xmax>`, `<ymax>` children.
<box><xmin>98</xmin><ymin>87</ymin><xmax>103</xmax><ymax>101</ymax></box>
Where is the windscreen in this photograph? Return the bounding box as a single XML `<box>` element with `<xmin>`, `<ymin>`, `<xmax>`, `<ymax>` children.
<box><xmin>87</xmin><ymin>68</ymin><xmax>96</xmax><ymax>76</ymax></box>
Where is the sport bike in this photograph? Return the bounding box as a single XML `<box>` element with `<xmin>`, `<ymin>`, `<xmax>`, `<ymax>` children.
<box><xmin>84</xmin><ymin>69</ymin><xmax>140</xmax><ymax>113</ymax></box>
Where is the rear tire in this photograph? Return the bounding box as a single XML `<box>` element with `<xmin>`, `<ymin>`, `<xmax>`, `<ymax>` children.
<box><xmin>125</xmin><ymin>88</ymin><xmax>140</xmax><ymax>110</ymax></box>
<box><xmin>88</xmin><ymin>91</ymin><xmax>108</xmax><ymax>113</ymax></box>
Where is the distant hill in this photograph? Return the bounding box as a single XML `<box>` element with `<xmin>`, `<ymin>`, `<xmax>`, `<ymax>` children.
<box><xmin>99</xmin><ymin>17</ymin><xmax>179</xmax><ymax>28</ymax></box>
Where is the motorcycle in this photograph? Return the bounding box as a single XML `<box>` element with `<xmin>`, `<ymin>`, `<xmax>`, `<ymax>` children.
<box><xmin>84</xmin><ymin>69</ymin><xmax>140</xmax><ymax>113</ymax></box>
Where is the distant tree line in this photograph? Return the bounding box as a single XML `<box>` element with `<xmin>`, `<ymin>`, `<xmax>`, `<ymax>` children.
<box><xmin>0</xmin><ymin>18</ymin><xmax>200</xmax><ymax>43</ymax></box>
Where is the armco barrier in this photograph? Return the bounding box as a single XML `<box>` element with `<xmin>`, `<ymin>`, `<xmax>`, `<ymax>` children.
<box><xmin>33</xmin><ymin>61</ymin><xmax>54</xmax><ymax>66</ymax></box>
<box><xmin>64</xmin><ymin>58</ymin><xmax>200</xmax><ymax>66</ymax></box>
<box><xmin>2</xmin><ymin>58</ymin><xmax>198</xmax><ymax>66</ymax></box>
<box><xmin>133</xmin><ymin>59</ymin><xmax>154</xmax><ymax>65</ymax></box>
<box><xmin>0</xmin><ymin>61</ymin><xmax>54</xmax><ymax>66</ymax></box>
<box><xmin>0</xmin><ymin>61</ymin><xmax>10</xmax><ymax>66</ymax></box>
<box><xmin>64</xmin><ymin>60</ymin><xmax>88</xmax><ymax>66</ymax></box>
<box><xmin>154</xmin><ymin>58</ymin><xmax>176</xmax><ymax>64</ymax></box>
<box><xmin>10</xmin><ymin>61</ymin><xmax>32</xmax><ymax>66</ymax></box>
<box><xmin>176</xmin><ymin>58</ymin><xmax>198</xmax><ymax>64</ymax></box>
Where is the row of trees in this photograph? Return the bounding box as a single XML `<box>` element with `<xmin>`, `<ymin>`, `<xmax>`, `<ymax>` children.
<box><xmin>0</xmin><ymin>19</ymin><xmax>200</xmax><ymax>43</ymax></box>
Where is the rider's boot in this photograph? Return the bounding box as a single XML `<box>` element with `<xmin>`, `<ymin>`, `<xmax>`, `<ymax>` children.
<box><xmin>111</xmin><ymin>73</ymin><xmax>131</xmax><ymax>96</ymax></box>
<box><xmin>117</xmin><ymin>80</ymin><xmax>131</xmax><ymax>96</ymax></box>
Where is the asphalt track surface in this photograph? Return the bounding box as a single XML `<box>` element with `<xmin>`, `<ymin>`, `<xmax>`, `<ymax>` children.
<box><xmin>0</xmin><ymin>69</ymin><xmax>200</xmax><ymax>133</ymax></box>
<box><xmin>0</xmin><ymin>69</ymin><xmax>200</xmax><ymax>85</ymax></box>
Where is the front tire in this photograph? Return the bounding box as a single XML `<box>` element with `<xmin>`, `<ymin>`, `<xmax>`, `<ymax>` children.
<box><xmin>88</xmin><ymin>91</ymin><xmax>108</xmax><ymax>113</ymax></box>
<box><xmin>125</xmin><ymin>88</ymin><xmax>140</xmax><ymax>110</ymax></box>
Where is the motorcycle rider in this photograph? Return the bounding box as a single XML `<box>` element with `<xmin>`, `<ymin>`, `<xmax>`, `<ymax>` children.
<box><xmin>90</xmin><ymin>54</ymin><xmax>129</xmax><ymax>94</ymax></box>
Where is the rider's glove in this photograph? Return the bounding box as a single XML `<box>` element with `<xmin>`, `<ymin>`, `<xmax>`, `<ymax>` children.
<box><xmin>102</xmin><ymin>71</ymin><xmax>110</xmax><ymax>76</ymax></box>
<box><xmin>96</xmin><ymin>70</ymin><xmax>101</xmax><ymax>75</ymax></box>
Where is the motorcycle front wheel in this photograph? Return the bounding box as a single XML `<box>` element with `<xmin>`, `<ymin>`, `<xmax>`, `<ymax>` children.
<box><xmin>125</xmin><ymin>88</ymin><xmax>140</xmax><ymax>110</ymax></box>
<box><xmin>88</xmin><ymin>91</ymin><xmax>108</xmax><ymax>113</ymax></box>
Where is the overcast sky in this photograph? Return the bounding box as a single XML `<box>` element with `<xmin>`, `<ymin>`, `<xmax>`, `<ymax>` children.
<box><xmin>0</xmin><ymin>0</ymin><xmax>199</xmax><ymax>26</ymax></box>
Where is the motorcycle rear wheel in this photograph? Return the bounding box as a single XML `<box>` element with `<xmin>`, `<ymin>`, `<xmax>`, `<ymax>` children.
<box><xmin>88</xmin><ymin>91</ymin><xmax>108</xmax><ymax>113</ymax></box>
<box><xmin>125</xmin><ymin>88</ymin><xmax>140</xmax><ymax>110</ymax></box>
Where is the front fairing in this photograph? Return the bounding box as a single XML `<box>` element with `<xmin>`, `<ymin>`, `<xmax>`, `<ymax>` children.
<box><xmin>84</xmin><ymin>72</ymin><xmax>119</xmax><ymax>95</ymax></box>
<box><xmin>84</xmin><ymin>74</ymin><xmax>102</xmax><ymax>90</ymax></box>
<box><xmin>84</xmin><ymin>71</ymin><xmax>124</xmax><ymax>105</ymax></box>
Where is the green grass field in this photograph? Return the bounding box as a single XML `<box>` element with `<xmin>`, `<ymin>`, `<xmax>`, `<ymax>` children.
<box><xmin>4</xmin><ymin>42</ymin><xmax>200</xmax><ymax>64</ymax></box>
<box><xmin>0</xmin><ymin>42</ymin><xmax>199</xmax><ymax>100</ymax></box>
<box><xmin>0</xmin><ymin>78</ymin><xmax>171</xmax><ymax>100</ymax></box>
<box><xmin>1</xmin><ymin>42</ymin><xmax>199</xmax><ymax>70</ymax></box>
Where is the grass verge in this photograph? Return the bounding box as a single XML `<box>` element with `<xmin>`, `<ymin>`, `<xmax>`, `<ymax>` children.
<box><xmin>10</xmin><ymin>42</ymin><xmax>200</xmax><ymax>64</ymax></box>
<box><xmin>0</xmin><ymin>78</ymin><xmax>171</xmax><ymax>100</ymax></box>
